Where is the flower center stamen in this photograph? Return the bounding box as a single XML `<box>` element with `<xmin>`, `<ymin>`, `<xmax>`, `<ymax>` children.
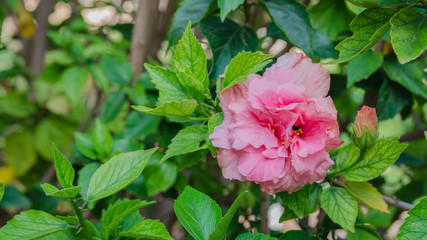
<box><xmin>282</xmin><ymin>125</ymin><xmax>303</xmax><ymax>145</ymax></box>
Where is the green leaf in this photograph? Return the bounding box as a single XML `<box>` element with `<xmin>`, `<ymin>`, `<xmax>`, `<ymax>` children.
<box><xmin>0</xmin><ymin>210</ymin><xmax>69</xmax><ymax>240</ymax></box>
<box><xmin>331</xmin><ymin>7</ymin><xmax>398</xmax><ymax>63</ymax></box>
<box><xmin>218</xmin><ymin>0</ymin><xmax>244</xmax><ymax>22</ymax></box>
<box><xmin>343</xmin><ymin>138</ymin><xmax>408</xmax><ymax>181</ymax></box>
<box><xmin>121</xmin><ymin>111</ymin><xmax>161</xmax><ymax>140</ymax></box>
<box><xmin>92</xmin><ymin>119</ymin><xmax>113</xmax><ymax>159</ymax></box>
<box><xmin>53</xmin><ymin>146</ymin><xmax>75</xmax><ymax>188</ymax></box>
<box><xmin>161</xmin><ymin>125</ymin><xmax>209</xmax><ymax>162</ymax></box>
<box><xmin>208</xmin><ymin>113</ymin><xmax>224</xmax><ymax>134</ymax></box>
<box><xmin>309</xmin><ymin>0</ymin><xmax>354</xmax><ymax>40</ymax></box>
<box><xmin>279</xmin><ymin>183</ymin><xmax>322</xmax><ymax>217</ymax></box>
<box><xmin>343</xmin><ymin>181</ymin><xmax>389</xmax><ymax>213</ymax></box>
<box><xmin>46</xmin><ymin>50</ymin><xmax>74</xmax><ymax>66</ymax></box>
<box><xmin>174</xmin><ymin>186</ymin><xmax>222</xmax><ymax>240</ymax></box>
<box><xmin>222</xmin><ymin>51</ymin><xmax>272</xmax><ymax>91</ymax></box>
<box><xmin>396</xmin><ymin>197</ymin><xmax>427</xmax><ymax>240</ymax></box>
<box><xmin>0</xmin><ymin>183</ymin><xmax>4</xmax><ymax>202</ymax></box>
<box><xmin>279</xmin><ymin>230</ymin><xmax>317</xmax><ymax>240</ymax></box>
<box><xmin>335</xmin><ymin>143</ymin><xmax>361</xmax><ymax>171</ymax></box>
<box><xmin>279</xmin><ymin>206</ymin><xmax>298</xmax><ymax>222</ymax></box>
<box><xmin>236</xmin><ymin>232</ymin><xmax>278</xmax><ymax>240</ymax></box>
<box><xmin>321</xmin><ymin>187</ymin><xmax>358</xmax><ymax>232</ymax></box>
<box><xmin>145</xmin><ymin>64</ymin><xmax>187</xmax><ymax>103</ymax></box>
<box><xmin>77</xmin><ymin>162</ymin><xmax>100</xmax><ymax>200</ymax></box>
<box><xmin>132</xmin><ymin>99</ymin><xmax>198</xmax><ymax>118</ymax></box>
<box><xmin>383</xmin><ymin>57</ymin><xmax>427</xmax><ymax>99</ymax></box>
<box><xmin>4</xmin><ymin>129</ymin><xmax>37</xmax><ymax>176</ymax></box>
<box><xmin>0</xmin><ymin>93</ymin><xmax>36</xmax><ymax>118</ymax></box>
<box><xmin>35</xmin><ymin>118</ymin><xmax>75</xmax><ymax>161</ymax></box>
<box><xmin>101</xmin><ymin>55</ymin><xmax>133</xmax><ymax>85</ymax></box>
<box><xmin>172</xmin><ymin>22</ymin><xmax>209</xmax><ymax>89</ymax></box>
<box><xmin>168</xmin><ymin>0</ymin><xmax>213</xmax><ymax>46</ymax></box>
<box><xmin>101</xmin><ymin>90</ymin><xmax>127</xmax><ymax>123</ymax></box>
<box><xmin>60</xmin><ymin>66</ymin><xmax>88</xmax><ymax>106</ymax></box>
<box><xmin>172</xmin><ymin>63</ymin><xmax>206</xmax><ymax>100</ymax></box>
<box><xmin>119</xmin><ymin>219</ymin><xmax>173</xmax><ymax>240</ymax></box>
<box><xmin>38</xmin><ymin>228</ymin><xmax>79</xmax><ymax>240</ymax></box>
<box><xmin>263</xmin><ymin>0</ymin><xmax>335</xmax><ymax>59</ymax></box>
<box><xmin>347</xmin><ymin>50</ymin><xmax>383</xmax><ymax>87</ymax></box>
<box><xmin>200</xmin><ymin>17</ymin><xmax>259</xmax><ymax>80</ymax></box>
<box><xmin>177</xmin><ymin>149</ymin><xmax>209</xmax><ymax>171</ymax></box>
<box><xmin>377</xmin><ymin>79</ymin><xmax>411</xmax><ymax>120</ymax></box>
<box><xmin>88</xmin><ymin>63</ymin><xmax>109</xmax><ymax>92</ymax></box>
<box><xmin>101</xmin><ymin>199</ymin><xmax>155</xmax><ymax>240</ymax></box>
<box><xmin>346</xmin><ymin>0</ymin><xmax>415</xmax><ymax>8</ymax></box>
<box><xmin>347</xmin><ymin>223</ymin><xmax>382</xmax><ymax>240</ymax></box>
<box><xmin>207</xmin><ymin>191</ymin><xmax>247</xmax><ymax>240</ymax></box>
<box><xmin>390</xmin><ymin>7</ymin><xmax>427</xmax><ymax>64</ymax></box>
<box><xmin>86</xmin><ymin>148</ymin><xmax>157</xmax><ymax>201</ymax></box>
<box><xmin>41</xmin><ymin>183</ymin><xmax>81</xmax><ymax>199</ymax></box>
<box><xmin>73</xmin><ymin>132</ymin><xmax>97</xmax><ymax>159</ymax></box>
<box><xmin>143</xmin><ymin>160</ymin><xmax>177</xmax><ymax>197</ymax></box>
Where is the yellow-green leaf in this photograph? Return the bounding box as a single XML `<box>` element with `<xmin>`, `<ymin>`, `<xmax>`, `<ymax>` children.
<box><xmin>343</xmin><ymin>181</ymin><xmax>389</xmax><ymax>214</ymax></box>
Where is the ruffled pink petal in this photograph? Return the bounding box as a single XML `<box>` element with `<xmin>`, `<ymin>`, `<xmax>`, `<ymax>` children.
<box><xmin>217</xmin><ymin>149</ymin><xmax>246</xmax><ymax>181</ymax></box>
<box><xmin>265</xmin><ymin>53</ymin><xmax>330</xmax><ymax>98</ymax></box>
<box><xmin>238</xmin><ymin>148</ymin><xmax>285</xmax><ymax>182</ymax></box>
<box><xmin>291</xmin><ymin>151</ymin><xmax>334</xmax><ymax>182</ymax></box>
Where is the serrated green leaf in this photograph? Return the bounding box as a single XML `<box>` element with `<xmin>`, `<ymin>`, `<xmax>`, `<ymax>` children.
<box><xmin>335</xmin><ymin>143</ymin><xmax>361</xmax><ymax>171</ymax></box>
<box><xmin>53</xmin><ymin>146</ymin><xmax>75</xmax><ymax>188</ymax></box>
<box><xmin>86</xmin><ymin>148</ymin><xmax>157</xmax><ymax>201</ymax></box>
<box><xmin>74</xmin><ymin>132</ymin><xmax>97</xmax><ymax>159</ymax></box>
<box><xmin>0</xmin><ymin>210</ymin><xmax>69</xmax><ymax>240</ymax></box>
<box><xmin>222</xmin><ymin>51</ymin><xmax>272</xmax><ymax>91</ymax></box>
<box><xmin>41</xmin><ymin>183</ymin><xmax>81</xmax><ymax>199</ymax></box>
<box><xmin>331</xmin><ymin>7</ymin><xmax>398</xmax><ymax>63</ymax></box>
<box><xmin>0</xmin><ymin>183</ymin><xmax>4</xmax><ymax>202</ymax></box>
<box><xmin>168</xmin><ymin>0</ymin><xmax>214</xmax><ymax>46</ymax></box>
<box><xmin>174</xmin><ymin>186</ymin><xmax>222</xmax><ymax>240</ymax></box>
<box><xmin>208</xmin><ymin>113</ymin><xmax>224</xmax><ymax>134</ymax></box>
<box><xmin>161</xmin><ymin>125</ymin><xmax>208</xmax><ymax>162</ymax></box>
<box><xmin>218</xmin><ymin>0</ymin><xmax>244</xmax><ymax>22</ymax></box>
<box><xmin>38</xmin><ymin>228</ymin><xmax>79</xmax><ymax>240</ymax></box>
<box><xmin>279</xmin><ymin>183</ymin><xmax>321</xmax><ymax>217</ymax></box>
<box><xmin>321</xmin><ymin>187</ymin><xmax>358</xmax><ymax>232</ymax></box>
<box><xmin>343</xmin><ymin>138</ymin><xmax>408</xmax><ymax>181</ymax></box>
<box><xmin>102</xmin><ymin>199</ymin><xmax>155</xmax><ymax>240</ymax></box>
<box><xmin>309</xmin><ymin>0</ymin><xmax>354</xmax><ymax>40</ymax></box>
<box><xmin>172</xmin><ymin>22</ymin><xmax>209</xmax><ymax>89</ymax></box>
<box><xmin>383</xmin><ymin>57</ymin><xmax>427</xmax><ymax>99</ymax></box>
<box><xmin>390</xmin><ymin>7</ymin><xmax>427</xmax><ymax>64</ymax></box>
<box><xmin>343</xmin><ymin>181</ymin><xmax>389</xmax><ymax>213</ymax></box>
<box><xmin>207</xmin><ymin>191</ymin><xmax>247</xmax><ymax>240</ymax></box>
<box><xmin>347</xmin><ymin>50</ymin><xmax>383</xmax><ymax>87</ymax></box>
<box><xmin>145</xmin><ymin>64</ymin><xmax>187</xmax><ymax>103</ymax></box>
<box><xmin>132</xmin><ymin>99</ymin><xmax>198</xmax><ymax>118</ymax></box>
<box><xmin>119</xmin><ymin>219</ymin><xmax>173</xmax><ymax>240</ymax></box>
<box><xmin>77</xmin><ymin>162</ymin><xmax>100</xmax><ymax>200</ymax></box>
<box><xmin>101</xmin><ymin>90</ymin><xmax>127</xmax><ymax>123</ymax></box>
<box><xmin>172</xmin><ymin>62</ymin><xmax>206</xmax><ymax>100</ymax></box>
<box><xmin>92</xmin><ymin>119</ymin><xmax>113</xmax><ymax>159</ymax></box>
<box><xmin>200</xmin><ymin>17</ymin><xmax>259</xmax><ymax>80</ymax></box>
<box><xmin>396</xmin><ymin>197</ymin><xmax>427</xmax><ymax>240</ymax></box>
<box><xmin>236</xmin><ymin>232</ymin><xmax>278</xmax><ymax>240</ymax></box>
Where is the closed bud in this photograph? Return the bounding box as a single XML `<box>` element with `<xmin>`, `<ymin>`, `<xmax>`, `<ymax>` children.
<box><xmin>354</xmin><ymin>106</ymin><xmax>377</xmax><ymax>137</ymax></box>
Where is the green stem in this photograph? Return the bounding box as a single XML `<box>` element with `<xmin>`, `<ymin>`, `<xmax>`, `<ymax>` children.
<box><xmin>71</xmin><ymin>199</ymin><xmax>92</xmax><ymax>240</ymax></box>
<box><xmin>187</xmin><ymin>116</ymin><xmax>210</xmax><ymax>122</ymax></box>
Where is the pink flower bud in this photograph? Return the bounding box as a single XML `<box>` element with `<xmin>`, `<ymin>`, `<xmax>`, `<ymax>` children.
<box><xmin>354</xmin><ymin>106</ymin><xmax>378</xmax><ymax>137</ymax></box>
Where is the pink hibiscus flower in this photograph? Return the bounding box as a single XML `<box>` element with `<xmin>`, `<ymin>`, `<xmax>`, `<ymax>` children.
<box><xmin>210</xmin><ymin>53</ymin><xmax>343</xmax><ymax>194</ymax></box>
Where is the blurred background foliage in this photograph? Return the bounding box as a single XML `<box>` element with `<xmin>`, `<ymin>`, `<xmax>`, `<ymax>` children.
<box><xmin>0</xmin><ymin>0</ymin><xmax>426</xmax><ymax>239</ymax></box>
